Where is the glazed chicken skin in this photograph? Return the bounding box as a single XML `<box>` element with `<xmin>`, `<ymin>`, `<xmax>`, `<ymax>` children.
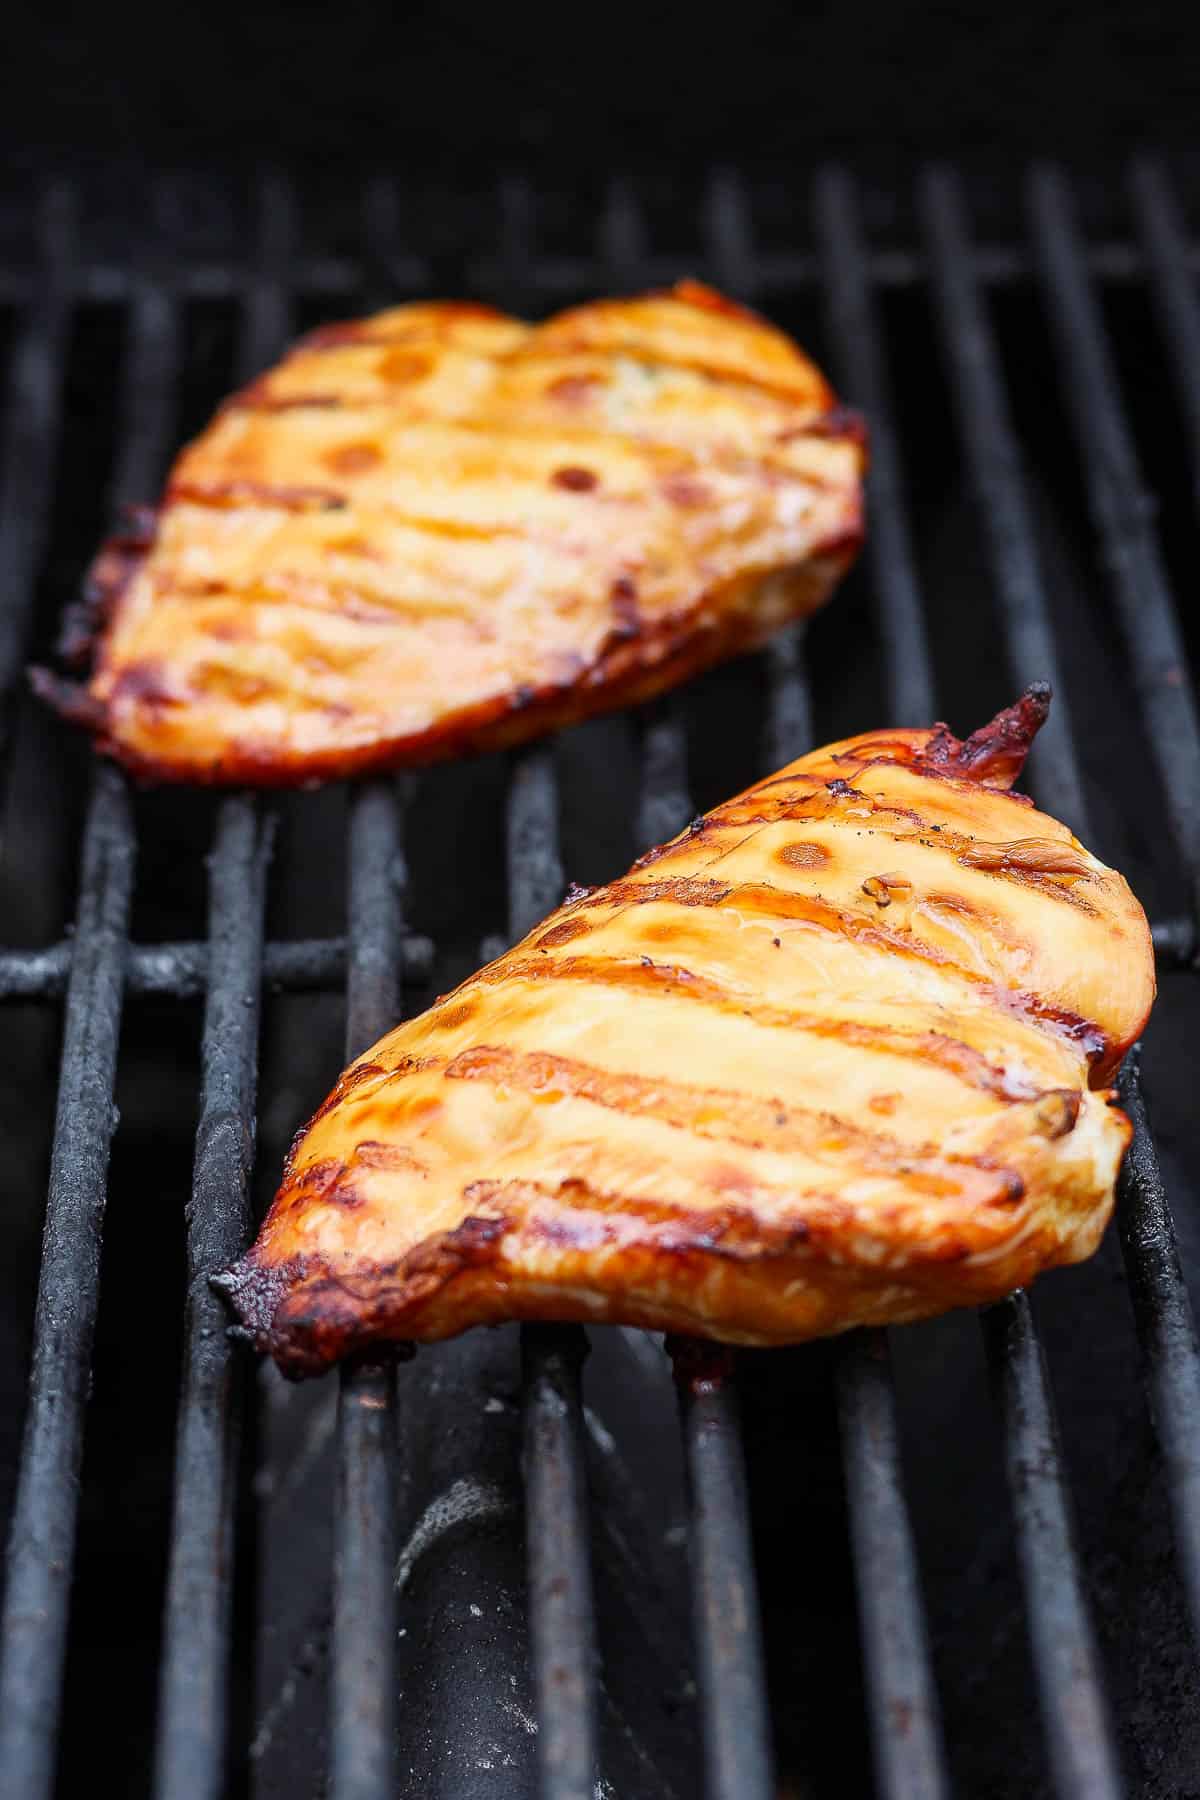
<box><xmin>35</xmin><ymin>282</ymin><xmax>864</xmax><ymax>786</ymax></box>
<box><xmin>216</xmin><ymin>687</ymin><xmax>1155</xmax><ymax>1378</ymax></box>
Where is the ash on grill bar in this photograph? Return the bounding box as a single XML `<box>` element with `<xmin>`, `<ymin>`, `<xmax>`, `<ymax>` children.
<box><xmin>2</xmin><ymin>155</ymin><xmax>1200</xmax><ymax>1800</ymax></box>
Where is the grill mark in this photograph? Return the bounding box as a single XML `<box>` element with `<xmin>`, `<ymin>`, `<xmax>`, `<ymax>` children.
<box><xmin>159</xmin><ymin>574</ymin><xmax>490</xmax><ymax>630</ymax></box>
<box><xmin>511</xmin><ymin>336</ymin><xmax>835</xmax><ymax>410</ymax></box>
<box><xmin>467</xmin><ymin>953</ymin><xmax>1043</xmax><ymax>1100</ymax></box>
<box><xmin>442</xmin><ymin>1043</ymin><xmax>1028</xmax><ymax>1196</ymax></box>
<box><xmin>227</xmin><ymin>393</ymin><xmax>345</xmax><ymax>413</ymax></box>
<box><xmin>170</xmin><ymin>484</ymin><xmax>538</xmax><ymax>541</ymax></box>
<box><xmin>452</xmin><ymin>1175</ymin><xmax>1029</xmax><ymax>1266</ymax></box>
<box><xmin>188</xmin><ymin>409</ymin><xmax>850</xmax><ymax>505</ymax></box>
<box><xmin>637</xmin><ymin>788</ymin><xmax>1096</xmax><ymax>910</ymax></box>
<box><xmin>595</xmin><ymin>874</ymin><xmax>972</xmax><ymax>959</ymax></box>
<box><xmin>168</xmin><ymin>478</ymin><xmax>348</xmax><ymax>513</ymax></box>
<box><xmin>564</xmin><ymin>879</ymin><xmax>1108</xmax><ymax>1060</ymax></box>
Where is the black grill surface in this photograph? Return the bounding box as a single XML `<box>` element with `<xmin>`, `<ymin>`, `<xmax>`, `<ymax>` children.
<box><xmin>1</xmin><ymin>161</ymin><xmax>1200</xmax><ymax>1800</ymax></box>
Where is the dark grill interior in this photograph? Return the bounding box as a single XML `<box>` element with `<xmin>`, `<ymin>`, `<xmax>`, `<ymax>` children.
<box><xmin>1</xmin><ymin>159</ymin><xmax>1200</xmax><ymax>1799</ymax></box>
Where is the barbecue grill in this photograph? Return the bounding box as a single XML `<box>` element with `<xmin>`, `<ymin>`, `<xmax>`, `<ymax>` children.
<box><xmin>1</xmin><ymin>157</ymin><xmax>1199</xmax><ymax>1799</ymax></box>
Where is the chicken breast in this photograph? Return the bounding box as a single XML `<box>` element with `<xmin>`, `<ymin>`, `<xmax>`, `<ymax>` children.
<box><xmin>34</xmin><ymin>283</ymin><xmax>864</xmax><ymax>786</ymax></box>
<box><xmin>216</xmin><ymin>687</ymin><xmax>1155</xmax><ymax>1377</ymax></box>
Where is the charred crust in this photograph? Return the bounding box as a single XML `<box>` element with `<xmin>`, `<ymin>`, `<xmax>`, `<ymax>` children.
<box><xmin>55</xmin><ymin>504</ymin><xmax>159</xmax><ymax>669</ymax></box>
<box><xmin>924</xmin><ymin>684</ymin><xmax>1052</xmax><ymax>790</ymax></box>
<box><xmin>534</xmin><ymin>916</ymin><xmax>592</xmax><ymax>950</ymax></box>
<box><xmin>166</xmin><ymin>478</ymin><xmax>348</xmax><ymax>513</ymax></box>
<box><xmin>303</xmin><ymin>1060</ymin><xmax>391</xmax><ymax>1133</ymax></box>
<box><xmin>214</xmin><ymin>1160</ymin><xmax>1054</xmax><ymax>1378</ymax></box>
<box><xmin>213</xmin><ymin>1208</ymin><xmax>512</xmax><ymax>1377</ymax></box>
<box><xmin>801</xmin><ymin>405</ymin><xmax>869</xmax><ymax>446</ymax></box>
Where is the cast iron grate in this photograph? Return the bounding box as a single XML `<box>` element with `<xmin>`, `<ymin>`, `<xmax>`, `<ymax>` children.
<box><xmin>0</xmin><ymin>158</ymin><xmax>1198</xmax><ymax>1799</ymax></box>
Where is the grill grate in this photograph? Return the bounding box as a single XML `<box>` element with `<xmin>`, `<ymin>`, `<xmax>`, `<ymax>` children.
<box><xmin>0</xmin><ymin>159</ymin><xmax>1198</xmax><ymax>1799</ymax></box>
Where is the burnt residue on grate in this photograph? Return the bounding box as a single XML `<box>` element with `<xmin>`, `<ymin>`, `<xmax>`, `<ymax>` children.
<box><xmin>1</xmin><ymin>161</ymin><xmax>1200</xmax><ymax>1800</ymax></box>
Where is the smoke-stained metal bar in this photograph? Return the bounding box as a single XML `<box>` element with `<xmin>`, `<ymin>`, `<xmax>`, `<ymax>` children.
<box><xmin>523</xmin><ymin>1320</ymin><xmax>598</xmax><ymax>1800</ymax></box>
<box><xmin>982</xmin><ymin>1295</ymin><xmax>1124</xmax><ymax>1799</ymax></box>
<box><xmin>237</xmin><ymin>169</ymin><xmax>297</xmax><ymax>388</ymax></box>
<box><xmin>761</xmin><ymin>464</ymin><xmax>949</xmax><ymax>1800</ymax></box>
<box><xmin>0</xmin><ymin>182</ymin><xmax>75</xmax><ymax>741</ymax></box>
<box><xmin>1029</xmin><ymin>164</ymin><xmax>1200</xmax><ymax>915</ymax></box>
<box><xmin>0</xmin><ymin>930</ymin><xmax>433</xmax><ymax>1002</ymax></box>
<box><xmin>834</xmin><ymin>158</ymin><xmax>1129</xmax><ymax>1800</ymax></box>
<box><xmin>836</xmin><ymin>1335</ymin><xmax>950</xmax><ymax>1800</ymax></box>
<box><xmin>0</xmin><ymin>179</ymin><xmax>174</xmax><ymax>1800</ymax></box>
<box><xmin>2</xmin><ymin>237</ymin><xmax>1197</xmax><ymax>312</ymax></box>
<box><xmin>813</xmin><ymin>167</ymin><xmax>935</xmax><ymax>726</ymax></box>
<box><xmin>1129</xmin><ymin>158</ymin><xmax>1200</xmax><ymax>513</ymax></box>
<box><xmin>490</xmin><ymin>175</ymin><xmax>603</xmax><ymax>1800</ymax></box>
<box><xmin>630</xmin><ymin>695</ymin><xmax>776</xmax><ymax>1800</ymax></box>
<box><xmin>1116</xmin><ymin>1054</ymin><xmax>1200</xmax><ymax>1633</ymax></box>
<box><xmin>504</xmin><ymin>747</ymin><xmax>601</xmax><ymax>1800</ymax></box>
<box><xmin>330</xmin><ymin>779</ymin><xmax>404</xmax><ymax>1800</ymax></box>
<box><xmin>673</xmin><ymin>1346</ymin><xmax>775</xmax><ymax>1800</ymax></box>
<box><xmin>922</xmin><ymin>156</ymin><xmax>1200</xmax><ymax>1681</ymax></box>
<box><xmin>0</xmin><ymin>765</ymin><xmax>134</xmax><ymax>1800</ymax></box>
<box><xmin>153</xmin><ymin>167</ymin><xmax>289</xmax><ymax>1798</ymax></box>
<box><xmin>154</xmin><ymin>797</ymin><xmax>271</xmax><ymax>1800</ymax></box>
<box><xmin>637</xmin><ymin>708</ymin><xmax>692</xmax><ymax>850</ymax></box>
<box><xmin>920</xmin><ymin>167</ymin><xmax>1087</xmax><ymax>826</ymax></box>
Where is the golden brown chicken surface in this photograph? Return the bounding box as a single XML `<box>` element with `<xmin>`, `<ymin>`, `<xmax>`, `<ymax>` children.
<box><xmin>35</xmin><ymin>283</ymin><xmax>864</xmax><ymax>786</ymax></box>
<box><xmin>216</xmin><ymin>688</ymin><xmax>1155</xmax><ymax>1377</ymax></box>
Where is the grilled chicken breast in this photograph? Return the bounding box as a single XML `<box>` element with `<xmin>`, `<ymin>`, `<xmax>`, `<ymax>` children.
<box><xmin>217</xmin><ymin>687</ymin><xmax>1154</xmax><ymax>1377</ymax></box>
<box><xmin>35</xmin><ymin>283</ymin><xmax>864</xmax><ymax>786</ymax></box>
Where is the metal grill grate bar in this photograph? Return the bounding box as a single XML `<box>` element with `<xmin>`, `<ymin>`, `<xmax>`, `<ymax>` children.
<box><xmin>6</xmin><ymin>238</ymin><xmax>1200</xmax><ymax>311</ymax></box>
<box><xmin>0</xmin><ymin>931</ymin><xmax>434</xmax><ymax>1002</ymax></box>
<box><xmin>331</xmin><ymin>780</ymin><xmax>405</xmax><ymax>1800</ymax></box>
<box><xmin>600</xmin><ymin>177</ymin><xmax>776</xmax><ymax>1798</ymax></box>
<box><xmin>1115</xmin><ymin>1056</ymin><xmax>1200</xmax><ymax>1625</ymax></box>
<box><xmin>153</xmin><ymin>167</ymin><xmax>290</xmax><ymax>1799</ymax></box>
<box><xmin>631</xmin><ymin>698</ymin><xmax>776</xmax><ymax>1800</ymax></box>
<box><xmin>920</xmin><ymin>167</ymin><xmax>1088</xmax><ymax>826</ymax></box>
<box><xmin>834</xmin><ymin>163</ymin><xmax>1124</xmax><ymax>1793</ymax></box>
<box><xmin>920</xmin><ymin>171</ymin><xmax>1129</xmax><ymax>1789</ymax></box>
<box><xmin>505</xmin><ymin>747</ymin><xmax>600</xmax><ymax>1800</ymax></box>
<box><xmin>0</xmin><ymin>766</ymin><xmax>134</xmax><ymax>1800</ymax></box>
<box><xmin>835</xmin><ymin>1336</ymin><xmax>950</xmax><ymax>1800</ymax></box>
<box><xmin>522</xmin><ymin>1319</ymin><xmax>598</xmax><ymax>1800</ymax></box>
<box><xmin>0</xmin><ymin>181</ymin><xmax>154</xmax><ymax>1794</ymax></box>
<box><xmin>922</xmin><ymin>160</ymin><xmax>1200</xmax><ymax>1671</ymax></box>
<box><xmin>792</xmin><ymin>174</ymin><xmax>948</xmax><ymax>1800</ymax></box>
<box><xmin>1129</xmin><ymin>159</ymin><xmax>1200</xmax><ymax>521</ymax></box>
<box><xmin>1030</xmin><ymin>165</ymin><xmax>1200</xmax><ymax>923</ymax></box>
<box><xmin>674</xmin><ymin>1350</ymin><xmax>775</xmax><ymax>1800</ymax></box>
<box><xmin>814</xmin><ymin>167</ymin><xmax>935</xmax><ymax>725</ymax></box>
<box><xmin>0</xmin><ymin>183</ymin><xmax>75</xmax><ymax>740</ymax></box>
<box><xmin>713</xmin><ymin>170</ymin><xmax>946</xmax><ymax>1797</ymax></box>
<box><xmin>983</xmin><ymin>1295</ymin><xmax>1123</xmax><ymax>1798</ymax></box>
<box><xmin>154</xmin><ymin>796</ymin><xmax>271</xmax><ymax>1800</ymax></box>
